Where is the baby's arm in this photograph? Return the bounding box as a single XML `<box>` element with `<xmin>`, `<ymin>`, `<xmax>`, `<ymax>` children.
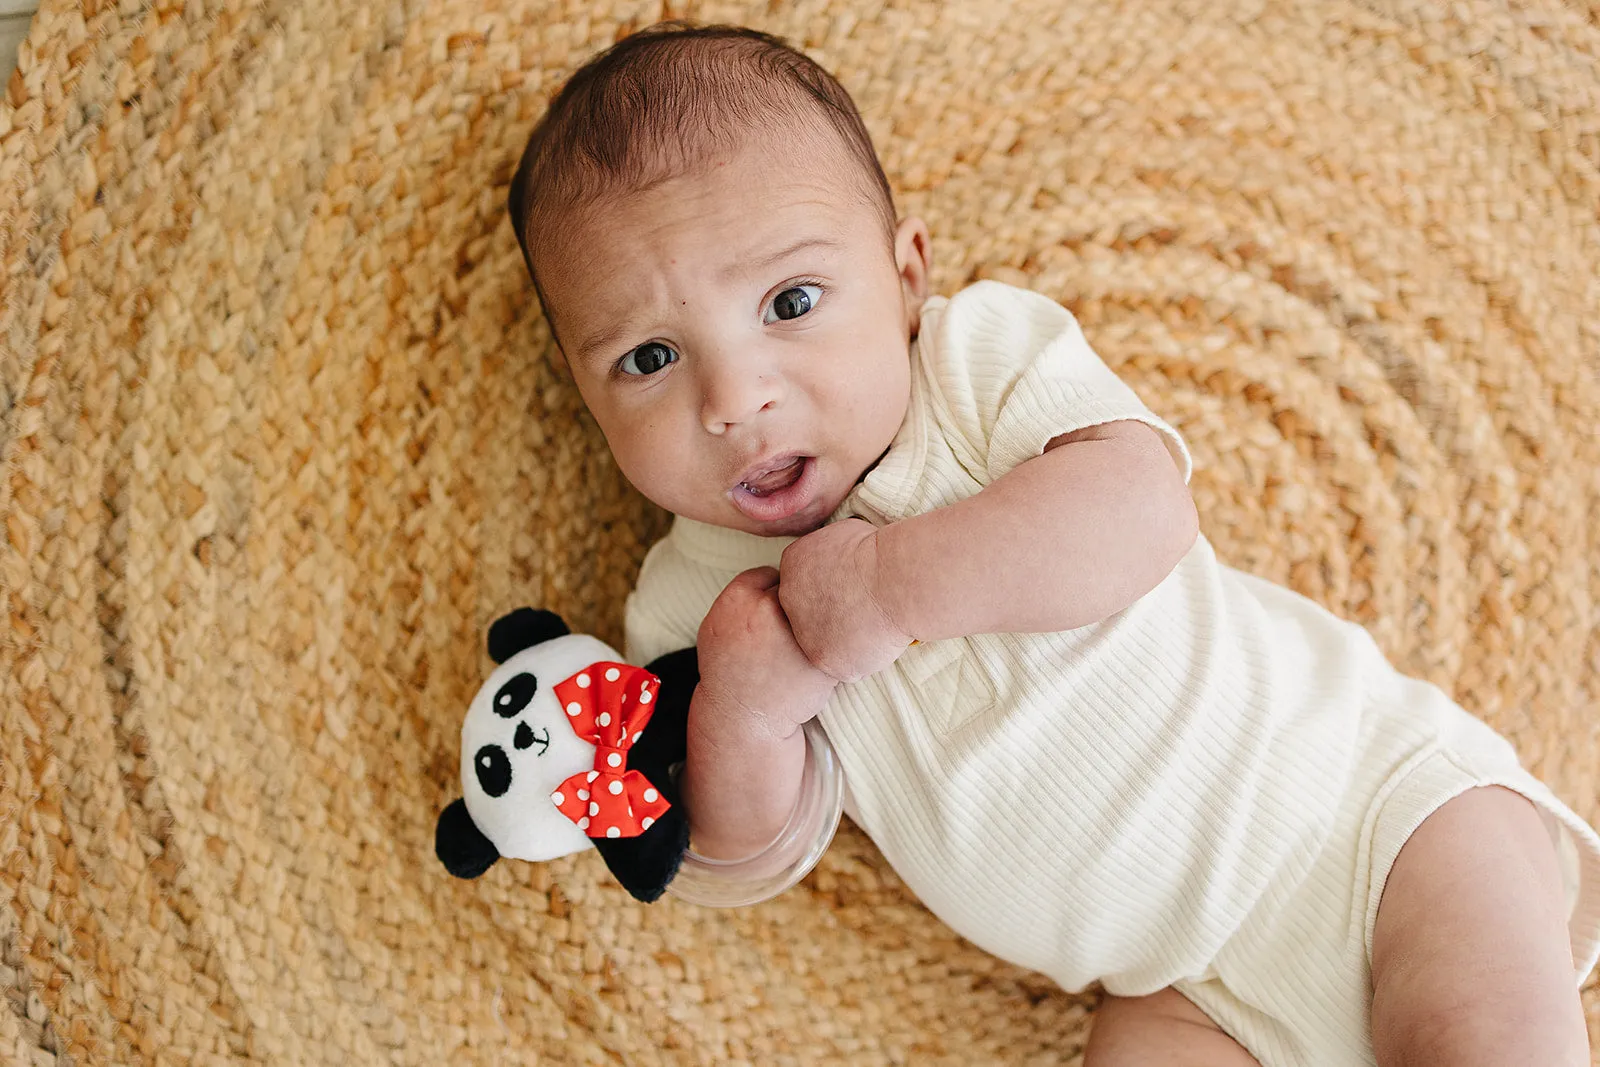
<box><xmin>877</xmin><ymin>419</ymin><xmax>1197</xmax><ymax>641</ymax></box>
<box><xmin>679</xmin><ymin>566</ymin><xmax>838</xmax><ymax>859</ymax></box>
<box><xmin>773</xmin><ymin>419</ymin><xmax>1196</xmax><ymax>683</ymax></box>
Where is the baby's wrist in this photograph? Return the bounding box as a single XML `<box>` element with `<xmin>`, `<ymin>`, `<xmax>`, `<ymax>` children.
<box><xmin>668</xmin><ymin>719</ymin><xmax>844</xmax><ymax>907</ymax></box>
<box><xmin>871</xmin><ymin>519</ymin><xmax>935</xmax><ymax>642</ymax></box>
<box><xmin>688</xmin><ymin>684</ymin><xmax>800</xmax><ymax>748</ymax></box>
<box><xmin>682</xmin><ymin>697</ymin><xmax>807</xmax><ymax>859</ymax></box>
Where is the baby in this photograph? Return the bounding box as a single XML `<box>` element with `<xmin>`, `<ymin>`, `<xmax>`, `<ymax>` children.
<box><xmin>507</xmin><ymin>21</ymin><xmax>1600</xmax><ymax>1067</ymax></box>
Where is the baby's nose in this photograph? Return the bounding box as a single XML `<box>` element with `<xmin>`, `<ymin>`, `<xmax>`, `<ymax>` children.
<box><xmin>699</xmin><ymin>363</ymin><xmax>781</xmax><ymax>435</ymax></box>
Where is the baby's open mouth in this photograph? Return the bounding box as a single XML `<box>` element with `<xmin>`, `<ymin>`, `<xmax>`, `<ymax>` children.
<box><xmin>729</xmin><ymin>454</ymin><xmax>818</xmax><ymax>525</ymax></box>
<box><xmin>738</xmin><ymin>456</ymin><xmax>806</xmax><ymax>496</ymax></box>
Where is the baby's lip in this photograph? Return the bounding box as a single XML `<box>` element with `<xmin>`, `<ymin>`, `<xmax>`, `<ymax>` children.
<box><xmin>732</xmin><ymin>452</ymin><xmax>806</xmax><ymax>490</ymax></box>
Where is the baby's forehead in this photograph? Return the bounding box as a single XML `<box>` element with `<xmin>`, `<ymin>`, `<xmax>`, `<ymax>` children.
<box><xmin>547</xmin><ymin>133</ymin><xmax>875</xmax><ymax>274</ymax></box>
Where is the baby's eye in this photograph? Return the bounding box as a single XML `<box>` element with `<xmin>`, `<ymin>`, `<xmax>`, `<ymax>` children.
<box><xmin>620</xmin><ymin>341</ymin><xmax>678</xmax><ymax>376</ymax></box>
<box><xmin>763</xmin><ymin>284</ymin><xmax>823</xmax><ymax>324</ymax></box>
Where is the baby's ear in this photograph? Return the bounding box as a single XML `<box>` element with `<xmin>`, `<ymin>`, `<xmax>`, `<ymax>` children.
<box><xmin>894</xmin><ymin>215</ymin><xmax>933</xmax><ymax>336</ymax></box>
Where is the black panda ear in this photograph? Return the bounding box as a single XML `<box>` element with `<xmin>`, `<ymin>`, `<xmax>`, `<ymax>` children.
<box><xmin>436</xmin><ymin>798</ymin><xmax>501</xmax><ymax>878</ymax></box>
<box><xmin>487</xmin><ymin>608</ymin><xmax>570</xmax><ymax>663</ymax></box>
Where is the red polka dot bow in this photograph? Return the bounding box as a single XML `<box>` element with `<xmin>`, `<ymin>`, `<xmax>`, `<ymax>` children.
<box><xmin>548</xmin><ymin>661</ymin><xmax>671</xmax><ymax>840</ymax></box>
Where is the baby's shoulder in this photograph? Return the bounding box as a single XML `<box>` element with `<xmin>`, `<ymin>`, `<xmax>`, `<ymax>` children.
<box><xmin>929</xmin><ymin>281</ymin><xmax>1078</xmax><ymax>359</ymax></box>
<box><xmin>910</xmin><ymin>281</ymin><xmax>1093</xmax><ymax>446</ymax></box>
<box><xmin>916</xmin><ymin>281</ymin><xmax>1092</xmax><ymax>408</ymax></box>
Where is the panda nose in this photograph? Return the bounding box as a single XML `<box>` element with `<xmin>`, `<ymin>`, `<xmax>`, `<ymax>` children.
<box><xmin>515</xmin><ymin>722</ymin><xmax>549</xmax><ymax>755</ymax></box>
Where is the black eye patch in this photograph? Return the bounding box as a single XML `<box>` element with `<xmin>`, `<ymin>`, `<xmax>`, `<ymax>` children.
<box><xmin>474</xmin><ymin>744</ymin><xmax>512</xmax><ymax>798</ymax></box>
<box><xmin>492</xmin><ymin>672</ymin><xmax>537</xmax><ymax>718</ymax></box>
<box><xmin>514</xmin><ymin>722</ymin><xmax>549</xmax><ymax>755</ymax></box>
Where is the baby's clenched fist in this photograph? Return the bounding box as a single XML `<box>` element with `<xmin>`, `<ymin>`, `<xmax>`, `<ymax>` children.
<box><xmin>777</xmin><ymin>518</ymin><xmax>913</xmax><ymax>684</ymax></box>
<box><xmin>694</xmin><ymin>566</ymin><xmax>840</xmax><ymax>734</ymax></box>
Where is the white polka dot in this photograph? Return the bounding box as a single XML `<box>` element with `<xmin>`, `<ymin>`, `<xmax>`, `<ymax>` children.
<box><xmin>588</xmin><ymin>801</ymin><xmax>600</xmax><ymax>816</ymax></box>
<box><xmin>587</xmin><ymin>770</ymin><xmax>599</xmax><ymax>783</ymax></box>
<box><xmin>577</xmin><ymin>789</ymin><xmax>588</xmax><ymax>801</ymax></box>
<box><xmin>617</xmin><ymin>730</ymin><xmax>627</xmax><ymax>744</ymax></box>
<box><xmin>607</xmin><ymin>752</ymin><xmax>622</xmax><ymax>768</ymax></box>
<box><xmin>578</xmin><ymin>816</ymin><xmax>590</xmax><ymax>831</ymax></box>
<box><xmin>576</xmin><ymin>673</ymin><xmax>590</xmax><ymax>688</ymax></box>
<box><xmin>641</xmin><ymin>817</ymin><xmax>654</xmax><ymax>830</ymax></box>
<box><xmin>605</xmin><ymin>667</ymin><xmax>620</xmax><ymax>682</ymax></box>
<box><xmin>606</xmin><ymin>826</ymin><xmax>621</xmax><ymax>838</ymax></box>
<box><xmin>566</xmin><ymin>701</ymin><xmax>581</xmax><ymax>716</ymax></box>
<box><xmin>638</xmin><ymin>690</ymin><xmax>652</xmax><ymax>704</ymax></box>
<box><xmin>551</xmin><ymin>791</ymin><xmax>565</xmax><ymax>806</ymax></box>
<box><xmin>597</xmin><ymin>712</ymin><xmax>610</xmax><ymax>727</ymax></box>
<box><xmin>643</xmin><ymin>788</ymin><xmax>658</xmax><ymax>803</ymax></box>
<box><xmin>609</xmin><ymin>780</ymin><xmax>624</xmax><ymax>795</ymax></box>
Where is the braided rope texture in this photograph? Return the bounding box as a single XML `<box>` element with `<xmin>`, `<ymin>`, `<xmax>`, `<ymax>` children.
<box><xmin>3</xmin><ymin>0</ymin><xmax>1599</xmax><ymax>1062</ymax></box>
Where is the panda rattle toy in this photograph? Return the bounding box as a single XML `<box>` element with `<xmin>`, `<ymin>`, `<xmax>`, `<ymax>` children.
<box><xmin>435</xmin><ymin>607</ymin><xmax>846</xmax><ymax>905</ymax></box>
<box><xmin>434</xmin><ymin>607</ymin><xmax>697</xmax><ymax>902</ymax></box>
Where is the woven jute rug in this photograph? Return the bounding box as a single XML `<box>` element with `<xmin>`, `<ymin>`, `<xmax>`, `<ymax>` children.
<box><xmin>4</xmin><ymin>0</ymin><xmax>1599</xmax><ymax>1062</ymax></box>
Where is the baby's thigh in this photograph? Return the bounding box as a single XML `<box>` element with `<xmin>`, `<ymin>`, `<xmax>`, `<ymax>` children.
<box><xmin>1369</xmin><ymin>784</ymin><xmax>1588</xmax><ymax>1066</ymax></box>
<box><xmin>1085</xmin><ymin>986</ymin><xmax>1261</xmax><ymax>1067</ymax></box>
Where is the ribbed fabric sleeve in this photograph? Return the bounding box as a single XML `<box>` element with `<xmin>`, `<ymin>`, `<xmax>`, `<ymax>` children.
<box><xmin>926</xmin><ymin>281</ymin><xmax>1192</xmax><ymax>486</ymax></box>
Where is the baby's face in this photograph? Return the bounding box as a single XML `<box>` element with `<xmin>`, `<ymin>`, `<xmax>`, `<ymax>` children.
<box><xmin>536</xmin><ymin>131</ymin><xmax>931</xmax><ymax>537</ymax></box>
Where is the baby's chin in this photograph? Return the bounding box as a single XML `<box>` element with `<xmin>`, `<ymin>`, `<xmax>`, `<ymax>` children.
<box><xmin>672</xmin><ymin>501</ymin><xmax>832</xmax><ymax>539</ymax></box>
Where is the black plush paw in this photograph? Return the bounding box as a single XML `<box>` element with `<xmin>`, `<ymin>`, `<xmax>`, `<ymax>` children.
<box><xmin>591</xmin><ymin>647</ymin><xmax>698</xmax><ymax>902</ymax></box>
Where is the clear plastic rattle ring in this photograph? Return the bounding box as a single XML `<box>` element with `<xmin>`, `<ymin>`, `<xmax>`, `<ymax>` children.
<box><xmin>665</xmin><ymin>717</ymin><xmax>844</xmax><ymax>907</ymax></box>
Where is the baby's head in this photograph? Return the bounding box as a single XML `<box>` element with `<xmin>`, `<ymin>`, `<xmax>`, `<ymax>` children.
<box><xmin>510</xmin><ymin>22</ymin><xmax>932</xmax><ymax>537</ymax></box>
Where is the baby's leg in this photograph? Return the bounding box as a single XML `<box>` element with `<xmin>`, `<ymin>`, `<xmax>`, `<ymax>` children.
<box><xmin>1369</xmin><ymin>784</ymin><xmax>1589</xmax><ymax>1066</ymax></box>
<box><xmin>1084</xmin><ymin>986</ymin><xmax>1260</xmax><ymax>1066</ymax></box>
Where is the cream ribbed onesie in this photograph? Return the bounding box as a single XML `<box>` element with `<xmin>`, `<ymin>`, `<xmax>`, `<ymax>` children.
<box><xmin>622</xmin><ymin>280</ymin><xmax>1600</xmax><ymax>1066</ymax></box>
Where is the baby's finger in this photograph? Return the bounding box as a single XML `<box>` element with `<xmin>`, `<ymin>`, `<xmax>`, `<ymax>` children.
<box><xmin>730</xmin><ymin>565</ymin><xmax>780</xmax><ymax>592</ymax></box>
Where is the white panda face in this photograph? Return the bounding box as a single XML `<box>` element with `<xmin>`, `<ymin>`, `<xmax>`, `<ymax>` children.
<box><xmin>459</xmin><ymin>632</ymin><xmax>621</xmax><ymax>863</ymax></box>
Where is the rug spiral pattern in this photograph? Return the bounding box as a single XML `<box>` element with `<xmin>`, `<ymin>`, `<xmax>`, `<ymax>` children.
<box><xmin>3</xmin><ymin>0</ymin><xmax>1599</xmax><ymax>1062</ymax></box>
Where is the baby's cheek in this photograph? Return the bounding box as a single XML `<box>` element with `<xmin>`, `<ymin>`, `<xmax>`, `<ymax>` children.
<box><xmin>616</xmin><ymin>446</ymin><xmax>671</xmax><ymax>495</ymax></box>
<box><xmin>613</xmin><ymin>439</ymin><xmax>706</xmax><ymax>512</ymax></box>
<box><xmin>836</xmin><ymin>345</ymin><xmax>909</xmax><ymax>433</ymax></box>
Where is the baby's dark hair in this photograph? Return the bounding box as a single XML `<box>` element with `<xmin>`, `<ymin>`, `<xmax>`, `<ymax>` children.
<box><xmin>507</xmin><ymin>21</ymin><xmax>898</xmax><ymax>348</ymax></box>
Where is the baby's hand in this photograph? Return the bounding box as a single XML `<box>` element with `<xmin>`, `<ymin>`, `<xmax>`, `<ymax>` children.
<box><xmin>778</xmin><ymin>518</ymin><xmax>913</xmax><ymax>684</ymax></box>
<box><xmin>686</xmin><ymin>567</ymin><xmax>834</xmax><ymax>858</ymax></box>
<box><xmin>696</xmin><ymin>566</ymin><xmax>839</xmax><ymax>731</ymax></box>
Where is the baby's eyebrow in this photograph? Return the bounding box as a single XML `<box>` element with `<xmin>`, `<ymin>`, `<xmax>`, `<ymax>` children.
<box><xmin>572</xmin><ymin>235</ymin><xmax>845</xmax><ymax>369</ymax></box>
<box><xmin>573</xmin><ymin>319</ymin><xmax>634</xmax><ymax>370</ymax></box>
<box><xmin>719</xmin><ymin>236</ymin><xmax>844</xmax><ymax>283</ymax></box>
